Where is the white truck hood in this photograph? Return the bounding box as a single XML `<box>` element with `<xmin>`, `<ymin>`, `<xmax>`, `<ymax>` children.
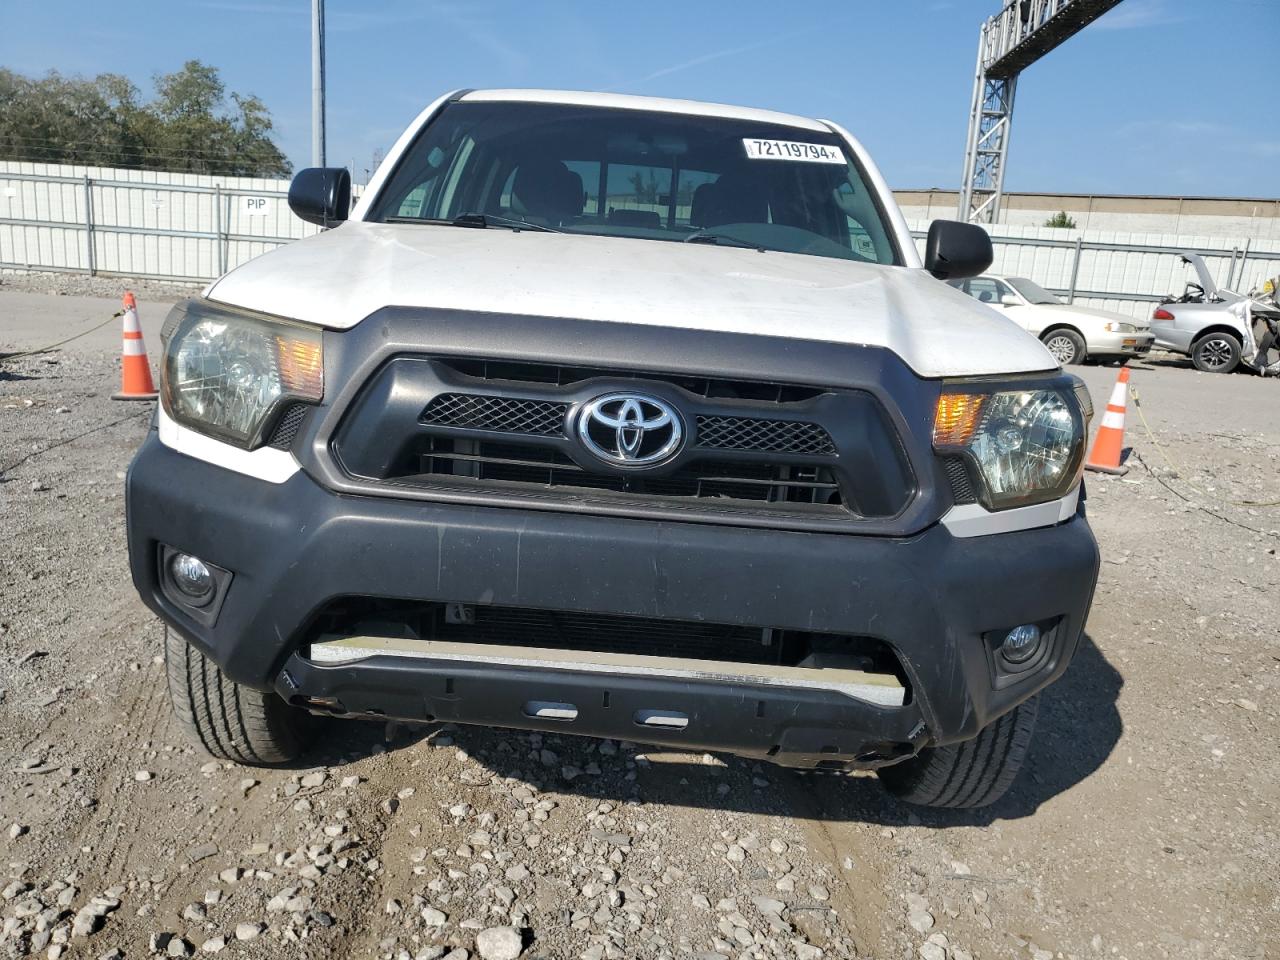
<box><xmin>207</xmin><ymin>221</ymin><xmax>1056</xmax><ymax>379</ymax></box>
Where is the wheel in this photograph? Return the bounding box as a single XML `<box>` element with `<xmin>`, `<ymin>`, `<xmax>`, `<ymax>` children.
<box><xmin>1190</xmin><ymin>332</ymin><xmax>1240</xmax><ymax>374</ymax></box>
<box><xmin>877</xmin><ymin>696</ymin><xmax>1038</xmax><ymax>808</ymax></box>
<box><xmin>164</xmin><ymin>626</ymin><xmax>319</xmax><ymax>765</ymax></box>
<box><xmin>1041</xmin><ymin>329</ymin><xmax>1085</xmax><ymax>365</ymax></box>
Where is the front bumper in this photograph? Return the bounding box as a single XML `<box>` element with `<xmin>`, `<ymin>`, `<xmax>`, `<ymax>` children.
<box><xmin>1089</xmin><ymin>330</ymin><xmax>1154</xmax><ymax>356</ymax></box>
<box><xmin>126</xmin><ymin>432</ymin><xmax>1099</xmax><ymax>769</ymax></box>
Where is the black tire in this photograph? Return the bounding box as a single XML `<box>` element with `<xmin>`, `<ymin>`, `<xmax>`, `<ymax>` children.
<box><xmin>164</xmin><ymin>626</ymin><xmax>318</xmax><ymax>765</ymax></box>
<box><xmin>1190</xmin><ymin>332</ymin><xmax>1241</xmax><ymax>374</ymax></box>
<box><xmin>1041</xmin><ymin>328</ymin><xmax>1086</xmax><ymax>365</ymax></box>
<box><xmin>877</xmin><ymin>696</ymin><xmax>1038</xmax><ymax>808</ymax></box>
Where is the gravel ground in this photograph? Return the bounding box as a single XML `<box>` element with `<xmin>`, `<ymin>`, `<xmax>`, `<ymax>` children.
<box><xmin>0</xmin><ymin>270</ymin><xmax>204</xmax><ymax>303</ymax></box>
<box><xmin>1</xmin><ymin>290</ymin><xmax>1277</xmax><ymax>960</ymax></box>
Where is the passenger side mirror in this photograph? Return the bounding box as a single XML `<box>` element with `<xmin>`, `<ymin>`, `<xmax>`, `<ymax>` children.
<box><xmin>924</xmin><ymin>220</ymin><xmax>993</xmax><ymax>281</ymax></box>
<box><xmin>288</xmin><ymin>167</ymin><xmax>352</xmax><ymax>227</ymax></box>
<box><xmin>1000</xmin><ymin>293</ymin><xmax>1020</xmax><ymax>306</ymax></box>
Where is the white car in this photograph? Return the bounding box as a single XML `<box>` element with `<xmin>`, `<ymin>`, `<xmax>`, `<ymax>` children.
<box><xmin>951</xmin><ymin>275</ymin><xmax>1154</xmax><ymax>366</ymax></box>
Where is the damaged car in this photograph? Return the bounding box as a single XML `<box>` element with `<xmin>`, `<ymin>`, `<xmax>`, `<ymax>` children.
<box><xmin>1151</xmin><ymin>253</ymin><xmax>1280</xmax><ymax>374</ymax></box>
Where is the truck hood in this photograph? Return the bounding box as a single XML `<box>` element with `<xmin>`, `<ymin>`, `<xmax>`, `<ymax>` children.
<box><xmin>207</xmin><ymin>221</ymin><xmax>1056</xmax><ymax>379</ymax></box>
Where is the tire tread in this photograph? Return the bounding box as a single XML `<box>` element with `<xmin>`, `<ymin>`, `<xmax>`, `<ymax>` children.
<box><xmin>878</xmin><ymin>696</ymin><xmax>1038</xmax><ymax>808</ymax></box>
<box><xmin>164</xmin><ymin>627</ymin><xmax>314</xmax><ymax>766</ymax></box>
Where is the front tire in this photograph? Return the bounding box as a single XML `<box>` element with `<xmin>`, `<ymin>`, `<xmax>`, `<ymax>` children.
<box><xmin>164</xmin><ymin>627</ymin><xmax>318</xmax><ymax>765</ymax></box>
<box><xmin>1190</xmin><ymin>332</ymin><xmax>1241</xmax><ymax>373</ymax></box>
<box><xmin>1041</xmin><ymin>329</ymin><xmax>1086</xmax><ymax>365</ymax></box>
<box><xmin>877</xmin><ymin>696</ymin><xmax>1038</xmax><ymax>808</ymax></box>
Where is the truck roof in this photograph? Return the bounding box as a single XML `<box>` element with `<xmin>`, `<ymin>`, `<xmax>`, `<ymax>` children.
<box><xmin>458</xmin><ymin>88</ymin><xmax>830</xmax><ymax>133</ymax></box>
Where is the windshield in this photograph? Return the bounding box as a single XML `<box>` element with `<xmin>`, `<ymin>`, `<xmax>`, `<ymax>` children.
<box><xmin>1007</xmin><ymin>278</ymin><xmax>1061</xmax><ymax>305</ymax></box>
<box><xmin>367</xmin><ymin>101</ymin><xmax>901</xmax><ymax>265</ymax></box>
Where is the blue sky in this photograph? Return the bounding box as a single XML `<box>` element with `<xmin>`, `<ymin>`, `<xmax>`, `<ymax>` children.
<box><xmin>3</xmin><ymin>0</ymin><xmax>1276</xmax><ymax>196</ymax></box>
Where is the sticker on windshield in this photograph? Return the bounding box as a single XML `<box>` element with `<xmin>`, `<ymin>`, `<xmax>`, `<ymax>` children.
<box><xmin>742</xmin><ymin>138</ymin><xmax>845</xmax><ymax>164</ymax></box>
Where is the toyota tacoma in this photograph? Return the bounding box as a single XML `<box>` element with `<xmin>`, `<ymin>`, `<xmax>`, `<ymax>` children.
<box><xmin>126</xmin><ymin>89</ymin><xmax>1099</xmax><ymax>808</ymax></box>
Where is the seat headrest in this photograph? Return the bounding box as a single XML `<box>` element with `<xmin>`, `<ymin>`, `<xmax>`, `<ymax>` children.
<box><xmin>512</xmin><ymin>159</ymin><xmax>584</xmax><ymax>224</ymax></box>
<box><xmin>690</xmin><ymin>182</ymin><xmax>717</xmax><ymax>227</ymax></box>
<box><xmin>688</xmin><ymin>171</ymin><xmax>767</xmax><ymax>228</ymax></box>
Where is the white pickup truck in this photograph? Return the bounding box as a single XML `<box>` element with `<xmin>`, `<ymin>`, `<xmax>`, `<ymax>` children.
<box><xmin>126</xmin><ymin>89</ymin><xmax>1099</xmax><ymax>808</ymax></box>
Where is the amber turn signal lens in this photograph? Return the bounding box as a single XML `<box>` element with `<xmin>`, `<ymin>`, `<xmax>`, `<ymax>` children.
<box><xmin>933</xmin><ymin>393</ymin><xmax>987</xmax><ymax>446</ymax></box>
<box><xmin>274</xmin><ymin>334</ymin><xmax>324</xmax><ymax>399</ymax></box>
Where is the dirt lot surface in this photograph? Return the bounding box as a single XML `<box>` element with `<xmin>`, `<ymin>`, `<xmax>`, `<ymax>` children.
<box><xmin>1</xmin><ymin>287</ymin><xmax>1277</xmax><ymax>960</ymax></box>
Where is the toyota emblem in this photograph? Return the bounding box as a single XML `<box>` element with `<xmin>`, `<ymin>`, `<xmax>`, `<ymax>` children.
<box><xmin>576</xmin><ymin>393</ymin><xmax>684</xmax><ymax>468</ymax></box>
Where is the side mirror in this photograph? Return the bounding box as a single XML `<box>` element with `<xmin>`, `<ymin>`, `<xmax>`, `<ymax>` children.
<box><xmin>1000</xmin><ymin>293</ymin><xmax>1020</xmax><ymax>306</ymax></box>
<box><xmin>924</xmin><ymin>219</ymin><xmax>993</xmax><ymax>281</ymax></box>
<box><xmin>288</xmin><ymin>167</ymin><xmax>352</xmax><ymax>227</ymax></box>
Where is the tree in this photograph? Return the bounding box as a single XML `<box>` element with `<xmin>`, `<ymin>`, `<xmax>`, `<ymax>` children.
<box><xmin>1044</xmin><ymin>210</ymin><xmax>1077</xmax><ymax>229</ymax></box>
<box><xmin>0</xmin><ymin>62</ymin><xmax>290</xmax><ymax>177</ymax></box>
<box><xmin>628</xmin><ymin>169</ymin><xmax>659</xmax><ymax>205</ymax></box>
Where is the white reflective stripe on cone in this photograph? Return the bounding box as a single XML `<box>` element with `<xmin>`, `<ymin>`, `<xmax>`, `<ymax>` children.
<box><xmin>1108</xmin><ymin>381</ymin><xmax>1127</xmax><ymax>407</ymax></box>
<box><xmin>122</xmin><ymin>339</ymin><xmax>148</xmax><ymax>356</ymax></box>
<box><xmin>122</xmin><ymin>308</ymin><xmax>142</xmax><ymax>334</ymax></box>
<box><xmin>1100</xmin><ymin>410</ymin><xmax>1125</xmax><ymax>430</ymax></box>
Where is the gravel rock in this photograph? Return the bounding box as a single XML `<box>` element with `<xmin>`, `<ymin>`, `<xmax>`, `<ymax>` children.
<box><xmin>475</xmin><ymin>926</ymin><xmax>523</xmax><ymax>960</ymax></box>
<box><xmin>200</xmin><ymin>936</ymin><xmax>226</xmax><ymax>954</ymax></box>
<box><xmin>234</xmin><ymin>923</ymin><xmax>264</xmax><ymax>941</ymax></box>
<box><xmin>908</xmin><ymin>910</ymin><xmax>935</xmax><ymax>933</ymax></box>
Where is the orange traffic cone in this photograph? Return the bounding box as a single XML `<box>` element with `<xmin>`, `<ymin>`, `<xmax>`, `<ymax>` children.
<box><xmin>112</xmin><ymin>291</ymin><xmax>158</xmax><ymax>401</ymax></box>
<box><xmin>1085</xmin><ymin>367</ymin><xmax>1129</xmax><ymax>475</ymax></box>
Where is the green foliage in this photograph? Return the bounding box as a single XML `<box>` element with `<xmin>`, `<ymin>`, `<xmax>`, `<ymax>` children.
<box><xmin>0</xmin><ymin>61</ymin><xmax>291</xmax><ymax>177</ymax></box>
<box><xmin>1044</xmin><ymin>210</ymin><xmax>1077</xmax><ymax>229</ymax></box>
<box><xmin>629</xmin><ymin>169</ymin><xmax>659</xmax><ymax>205</ymax></box>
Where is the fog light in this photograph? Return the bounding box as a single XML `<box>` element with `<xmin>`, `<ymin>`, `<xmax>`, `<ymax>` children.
<box><xmin>1000</xmin><ymin>623</ymin><xmax>1041</xmax><ymax>664</ymax></box>
<box><xmin>170</xmin><ymin>553</ymin><xmax>215</xmax><ymax>605</ymax></box>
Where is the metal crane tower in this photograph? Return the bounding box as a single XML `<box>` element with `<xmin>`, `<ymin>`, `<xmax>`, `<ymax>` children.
<box><xmin>958</xmin><ymin>0</ymin><xmax>1126</xmax><ymax>224</ymax></box>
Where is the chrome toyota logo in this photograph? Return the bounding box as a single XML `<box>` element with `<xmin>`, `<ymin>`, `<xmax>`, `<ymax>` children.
<box><xmin>577</xmin><ymin>393</ymin><xmax>684</xmax><ymax>468</ymax></box>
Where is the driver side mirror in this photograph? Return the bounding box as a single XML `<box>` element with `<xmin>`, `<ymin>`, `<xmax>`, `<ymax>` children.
<box><xmin>288</xmin><ymin>167</ymin><xmax>352</xmax><ymax>227</ymax></box>
<box><xmin>1000</xmin><ymin>293</ymin><xmax>1020</xmax><ymax>306</ymax></box>
<box><xmin>924</xmin><ymin>220</ymin><xmax>993</xmax><ymax>281</ymax></box>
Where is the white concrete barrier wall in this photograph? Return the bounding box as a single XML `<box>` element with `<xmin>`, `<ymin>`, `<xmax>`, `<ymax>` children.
<box><xmin>1</xmin><ymin>161</ymin><xmax>326</xmax><ymax>282</ymax></box>
<box><xmin>907</xmin><ymin>220</ymin><xmax>1280</xmax><ymax>320</ymax></box>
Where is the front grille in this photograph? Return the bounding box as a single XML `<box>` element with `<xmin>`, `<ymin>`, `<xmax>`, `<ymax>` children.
<box><xmin>330</xmin><ymin>356</ymin><xmax>919</xmax><ymax>528</ymax></box>
<box><xmin>437</xmin><ymin>357</ymin><xmax>824</xmax><ymax>403</ymax></box>
<box><xmin>419</xmin><ymin>438</ymin><xmax>842</xmax><ymax>508</ymax></box>
<box><xmin>421</xmin><ymin>393</ymin><xmax>567</xmax><ymax>436</ymax></box>
<box><xmin>696</xmin><ymin>415</ymin><xmax>835</xmax><ymax>455</ymax></box>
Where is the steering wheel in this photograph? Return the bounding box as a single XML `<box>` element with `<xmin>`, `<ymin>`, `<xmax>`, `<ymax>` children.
<box><xmin>1180</xmin><ymin>282</ymin><xmax>1204</xmax><ymax>303</ymax></box>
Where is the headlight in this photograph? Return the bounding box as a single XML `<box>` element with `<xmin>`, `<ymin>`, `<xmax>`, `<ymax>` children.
<box><xmin>160</xmin><ymin>300</ymin><xmax>323</xmax><ymax>449</ymax></box>
<box><xmin>934</xmin><ymin>382</ymin><xmax>1085</xmax><ymax>510</ymax></box>
<box><xmin>1104</xmin><ymin>321</ymin><xmax>1137</xmax><ymax>333</ymax></box>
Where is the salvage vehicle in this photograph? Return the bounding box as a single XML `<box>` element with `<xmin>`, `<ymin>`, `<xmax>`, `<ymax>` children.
<box><xmin>950</xmin><ymin>274</ymin><xmax>1154</xmax><ymax>365</ymax></box>
<box><xmin>126</xmin><ymin>90</ymin><xmax>1100</xmax><ymax>808</ymax></box>
<box><xmin>1151</xmin><ymin>253</ymin><xmax>1280</xmax><ymax>374</ymax></box>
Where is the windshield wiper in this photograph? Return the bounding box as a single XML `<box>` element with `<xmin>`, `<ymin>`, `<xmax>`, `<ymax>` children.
<box><xmin>384</xmin><ymin>213</ymin><xmax>560</xmax><ymax>233</ymax></box>
<box><xmin>683</xmin><ymin>230</ymin><xmax>765</xmax><ymax>250</ymax></box>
